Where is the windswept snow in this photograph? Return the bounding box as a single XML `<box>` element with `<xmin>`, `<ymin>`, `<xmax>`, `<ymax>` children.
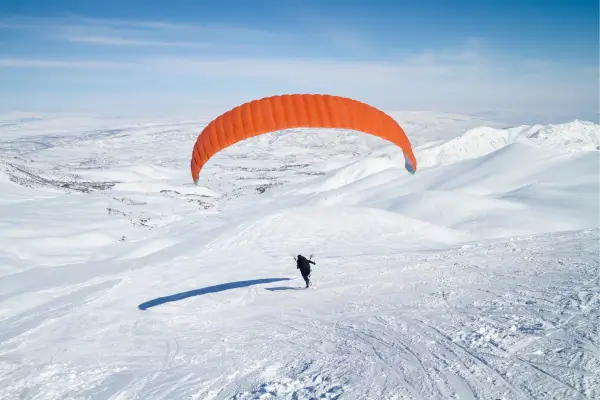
<box><xmin>0</xmin><ymin>111</ymin><xmax>598</xmax><ymax>400</ymax></box>
<box><xmin>417</xmin><ymin>119</ymin><xmax>600</xmax><ymax>168</ymax></box>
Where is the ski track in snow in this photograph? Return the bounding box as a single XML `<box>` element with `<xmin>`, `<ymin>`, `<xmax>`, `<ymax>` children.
<box><xmin>0</xmin><ymin>112</ymin><xmax>598</xmax><ymax>400</ymax></box>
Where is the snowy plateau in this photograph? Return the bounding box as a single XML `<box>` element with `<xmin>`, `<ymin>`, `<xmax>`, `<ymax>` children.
<box><xmin>0</xmin><ymin>111</ymin><xmax>598</xmax><ymax>400</ymax></box>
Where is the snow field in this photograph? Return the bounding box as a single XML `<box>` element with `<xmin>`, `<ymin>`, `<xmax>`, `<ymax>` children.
<box><xmin>0</xmin><ymin>112</ymin><xmax>598</xmax><ymax>399</ymax></box>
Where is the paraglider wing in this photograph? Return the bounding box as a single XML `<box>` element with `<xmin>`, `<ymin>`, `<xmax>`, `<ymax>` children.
<box><xmin>190</xmin><ymin>93</ymin><xmax>417</xmax><ymax>183</ymax></box>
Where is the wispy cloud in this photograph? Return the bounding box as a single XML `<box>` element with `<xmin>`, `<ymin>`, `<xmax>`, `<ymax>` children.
<box><xmin>0</xmin><ymin>15</ymin><xmax>596</xmax><ymax>123</ymax></box>
<box><xmin>0</xmin><ymin>58</ymin><xmax>128</xmax><ymax>68</ymax></box>
<box><xmin>61</xmin><ymin>35</ymin><xmax>207</xmax><ymax>47</ymax></box>
<box><xmin>1</xmin><ymin>42</ymin><xmax>594</xmax><ymax>93</ymax></box>
<box><xmin>0</xmin><ymin>15</ymin><xmax>297</xmax><ymax>50</ymax></box>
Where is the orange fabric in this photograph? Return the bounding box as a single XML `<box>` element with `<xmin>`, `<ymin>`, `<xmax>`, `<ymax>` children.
<box><xmin>191</xmin><ymin>93</ymin><xmax>416</xmax><ymax>183</ymax></box>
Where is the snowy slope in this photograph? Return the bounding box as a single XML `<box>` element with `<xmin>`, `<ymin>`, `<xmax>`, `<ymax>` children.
<box><xmin>0</xmin><ymin>112</ymin><xmax>598</xmax><ymax>400</ymax></box>
<box><xmin>416</xmin><ymin>119</ymin><xmax>599</xmax><ymax>167</ymax></box>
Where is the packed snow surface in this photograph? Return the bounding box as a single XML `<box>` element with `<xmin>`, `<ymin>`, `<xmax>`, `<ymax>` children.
<box><xmin>0</xmin><ymin>111</ymin><xmax>598</xmax><ymax>400</ymax></box>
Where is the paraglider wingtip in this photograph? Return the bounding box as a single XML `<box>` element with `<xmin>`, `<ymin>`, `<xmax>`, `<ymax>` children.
<box><xmin>402</xmin><ymin>151</ymin><xmax>416</xmax><ymax>175</ymax></box>
<box><xmin>193</xmin><ymin>179</ymin><xmax>199</xmax><ymax>186</ymax></box>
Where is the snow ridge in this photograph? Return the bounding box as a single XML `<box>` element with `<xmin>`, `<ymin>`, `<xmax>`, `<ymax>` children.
<box><xmin>416</xmin><ymin>119</ymin><xmax>599</xmax><ymax>168</ymax></box>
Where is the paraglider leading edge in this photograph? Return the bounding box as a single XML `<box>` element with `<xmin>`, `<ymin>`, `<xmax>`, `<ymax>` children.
<box><xmin>190</xmin><ymin>93</ymin><xmax>418</xmax><ymax>183</ymax></box>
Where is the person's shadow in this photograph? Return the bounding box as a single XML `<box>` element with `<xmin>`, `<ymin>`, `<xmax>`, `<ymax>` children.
<box><xmin>138</xmin><ymin>278</ymin><xmax>291</xmax><ymax>310</ymax></box>
<box><xmin>264</xmin><ymin>286</ymin><xmax>303</xmax><ymax>291</ymax></box>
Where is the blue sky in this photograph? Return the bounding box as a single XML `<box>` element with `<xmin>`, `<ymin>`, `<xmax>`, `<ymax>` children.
<box><xmin>0</xmin><ymin>0</ymin><xmax>598</xmax><ymax>123</ymax></box>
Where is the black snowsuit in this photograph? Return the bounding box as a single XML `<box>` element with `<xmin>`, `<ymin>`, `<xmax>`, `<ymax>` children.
<box><xmin>296</xmin><ymin>254</ymin><xmax>315</xmax><ymax>288</ymax></box>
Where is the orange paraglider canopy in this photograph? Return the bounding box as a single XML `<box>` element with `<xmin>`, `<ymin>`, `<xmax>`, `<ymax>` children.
<box><xmin>190</xmin><ymin>93</ymin><xmax>417</xmax><ymax>183</ymax></box>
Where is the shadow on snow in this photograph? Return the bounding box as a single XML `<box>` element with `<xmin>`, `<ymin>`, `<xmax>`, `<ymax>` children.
<box><xmin>138</xmin><ymin>278</ymin><xmax>291</xmax><ymax>310</ymax></box>
<box><xmin>264</xmin><ymin>286</ymin><xmax>304</xmax><ymax>291</ymax></box>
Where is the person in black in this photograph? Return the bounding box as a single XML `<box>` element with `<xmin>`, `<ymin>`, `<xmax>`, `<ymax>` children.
<box><xmin>295</xmin><ymin>254</ymin><xmax>315</xmax><ymax>288</ymax></box>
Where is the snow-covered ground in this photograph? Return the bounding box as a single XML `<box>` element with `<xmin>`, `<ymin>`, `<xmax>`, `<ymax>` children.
<box><xmin>0</xmin><ymin>110</ymin><xmax>598</xmax><ymax>400</ymax></box>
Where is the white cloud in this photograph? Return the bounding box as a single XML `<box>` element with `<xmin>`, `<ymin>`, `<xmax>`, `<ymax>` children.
<box><xmin>0</xmin><ymin>58</ymin><xmax>128</xmax><ymax>69</ymax></box>
<box><xmin>2</xmin><ymin>48</ymin><xmax>595</xmax><ymax>123</ymax></box>
<box><xmin>0</xmin><ymin>15</ymin><xmax>297</xmax><ymax>50</ymax></box>
<box><xmin>0</xmin><ymin>15</ymin><xmax>596</xmax><ymax>123</ymax></box>
<box><xmin>60</xmin><ymin>34</ymin><xmax>207</xmax><ymax>47</ymax></box>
